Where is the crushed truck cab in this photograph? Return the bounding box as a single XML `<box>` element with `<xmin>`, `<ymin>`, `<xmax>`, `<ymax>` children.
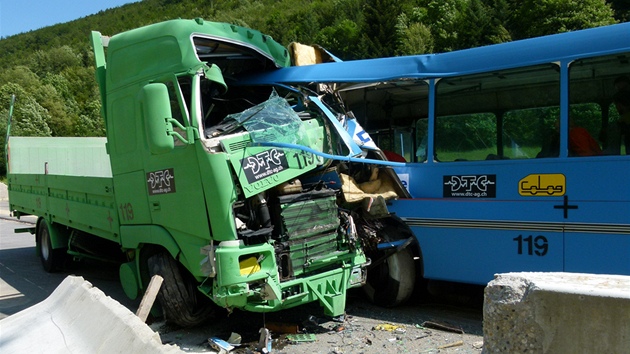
<box><xmin>7</xmin><ymin>18</ymin><xmax>412</xmax><ymax>327</ymax></box>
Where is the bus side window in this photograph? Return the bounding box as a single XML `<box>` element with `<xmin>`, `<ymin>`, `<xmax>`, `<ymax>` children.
<box><xmin>567</xmin><ymin>103</ymin><xmax>603</xmax><ymax>157</ymax></box>
<box><xmin>435</xmin><ymin>113</ymin><xmax>497</xmax><ymax>162</ymax></box>
<box><xmin>504</xmin><ymin>107</ymin><xmax>559</xmax><ymax>159</ymax></box>
<box><xmin>569</xmin><ymin>52</ymin><xmax>630</xmax><ymax>157</ymax></box>
<box><xmin>435</xmin><ymin>63</ymin><xmax>560</xmax><ymax>162</ymax></box>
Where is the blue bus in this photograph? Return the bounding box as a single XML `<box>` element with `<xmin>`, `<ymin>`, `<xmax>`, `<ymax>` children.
<box><xmin>239</xmin><ymin>22</ymin><xmax>630</xmax><ymax>295</ymax></box>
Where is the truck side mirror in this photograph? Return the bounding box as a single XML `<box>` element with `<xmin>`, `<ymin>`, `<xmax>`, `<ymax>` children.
<box><xmin>140</xmin><ymin>83</ymin><xmax>174</xmax><ymax>155</ymax></box>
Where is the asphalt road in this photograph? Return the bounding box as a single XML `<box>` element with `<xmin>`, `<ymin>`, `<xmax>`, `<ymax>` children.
<box><xmin>0</xmin><ymin>217</ymin><xmax>139</xmax><ymax>320</ymax></box>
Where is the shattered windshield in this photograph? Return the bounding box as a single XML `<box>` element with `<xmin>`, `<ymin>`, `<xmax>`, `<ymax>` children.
<box><xmin>224</xmin><ymin>92</ymin><xmax>311</xmax><ymax>146</ymax></box>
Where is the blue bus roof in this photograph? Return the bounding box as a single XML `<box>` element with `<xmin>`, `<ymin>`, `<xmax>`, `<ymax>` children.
<box><xmin>238</xmin><ymin>21</ymin><xmax>630</xmax><ymax>85</ymax></box>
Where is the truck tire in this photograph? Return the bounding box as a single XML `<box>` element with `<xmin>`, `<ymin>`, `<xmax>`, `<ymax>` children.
<box><xmin>147</xmin><ymin>252</ymin><xmax>214</xmax><ymax>327</ymax></box>
<box><xmin>364</xmin><ymin>225</ymin><xmax>416</xmax><ymax>307</ymax></box>
<box><xmin>37</xmin><ymin>220</ymin><xmax>65</xmax><ymax>272</ymax></box>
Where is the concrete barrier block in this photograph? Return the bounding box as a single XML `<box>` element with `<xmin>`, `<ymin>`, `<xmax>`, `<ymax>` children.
<box><xmin>483</xmin><ymin>272</ymin><xmax>630</xmax><ymax>353</ymax></box>
<box><xmin>0</xmin><ymin>276</ymin><xmax>182</xmax><ymax>353</ymax></box>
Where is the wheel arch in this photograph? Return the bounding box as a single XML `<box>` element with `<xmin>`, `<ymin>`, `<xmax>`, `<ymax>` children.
<box><xmin>36</xmin><ymin>217</ymin><xmax>69</xmax><ymax>250</ymax></box>
<box><xmin>119</xmin><ymin>225</ymin><xmax>184</xmax><ymax>294</ymax></box>
<box><xmin>383</xmin><ymin>214</ymin><xmax>424</xmax><ymax>274</ymax></box>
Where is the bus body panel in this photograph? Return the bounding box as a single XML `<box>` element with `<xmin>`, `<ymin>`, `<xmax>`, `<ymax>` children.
<box><xmin>390</xmin><ymin>156</ymin><xmax>630</xmax><ymax>284</ymax></box>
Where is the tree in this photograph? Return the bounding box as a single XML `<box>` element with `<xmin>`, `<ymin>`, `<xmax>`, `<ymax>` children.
<box><xmin>396</xmin><ymin>8</ymin><xmax>434</xmax><ymax>55</ymax></box>
<box><xmin>509</xmin><ymin>0</ymin><xmax>617</xmax><ymax>39</ymax></box>
<box><xmin>362</xmin><ymin>0</ymin><xmax>402</xmax><ymax>58</ymax></box>
<box><xmin>456</xmin><ymin>0</ymin><xmax>511</xmax><ymax>49</ymax></box>
<box><xmin>0</xmin><ymin>84</ymin><xmax>52</xmax><ymax>138</ymax></box>
<box><xmin>315</xmin><ymin>19</ymin><xmax>367</xmax><ymax>60</ymax></box>
<box><xmin>74</xmin><ymin>99</ymin><xmax>105</xmax><ymax>137</ymax></box>
<box><xmin>609</xmin><ymin>0</ymin><xmax>630</xmax><ymax>22</ymax></box>
<box><xmin>425</xmin><ymin>0</ymin><xmax>466</xmax><ymax>52</ymax></box>
<box><xmin>0</xmin><ymin>83</ymin><xmax>53</xmax><ymax>174</ymax></box>
<box><xmin>397</xmin><ymin>21</ymin><xmax>434</xmax><ymax>55</ymax></box>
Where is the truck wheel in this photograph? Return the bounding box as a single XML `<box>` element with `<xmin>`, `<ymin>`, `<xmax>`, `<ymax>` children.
<box><xmin>147</xmin><ymin>252</ymin><xmax>214</xmax><ymax>327</ymax></box>
<box><xmin>364</xmin><ymin>227</ymin><xmax>416</xmax><ymax>307</ymax></box>
<box><xmin>37</xmin><ymin>220</ymin><xmax>65</xmax><ymax>272</ymax></box>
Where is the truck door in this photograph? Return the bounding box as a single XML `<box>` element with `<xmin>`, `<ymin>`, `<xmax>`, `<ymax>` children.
<box><xmin>142</xmin><ymin>77</ymin><xmax>211</xmax><ymax>247</ymax></box>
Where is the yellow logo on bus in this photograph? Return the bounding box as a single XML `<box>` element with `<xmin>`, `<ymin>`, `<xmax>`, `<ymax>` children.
<box><xmin>519</xmin><ymin>174</ymin><xmax>565</xmax><ymax>196</ymax></box>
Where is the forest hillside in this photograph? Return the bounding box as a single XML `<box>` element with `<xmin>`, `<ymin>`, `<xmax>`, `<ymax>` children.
<box><xmin>0</xmin><ymin>0</ymin><xmax>628</xmax><ymax>175</ymax></box>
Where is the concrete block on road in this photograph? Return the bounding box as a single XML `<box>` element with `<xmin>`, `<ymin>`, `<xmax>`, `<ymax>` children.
<box><xmin>483</xmin><ymin>272</ymin><xmax>630</xmax><ymax>353</ymax></box>
<box><xmin>0</xmin><ymin>275</ymin><xmax>183</xmax><ymax>353</ymax></box>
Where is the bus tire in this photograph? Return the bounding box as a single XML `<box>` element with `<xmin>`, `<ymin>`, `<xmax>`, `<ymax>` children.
<box><xmin>147</xmin><ymin>252</ymin><xmax>214</xmax><ymax>327</ymax></box>
<box><xmin>36</xmin><ymin>220</ymin><xmax>65</xmax><ymax>272</ymax></box>
<box><xmin>364</xmin><ymin>228</ymin><xmax>416</xmax><ymax>307</ymax></box>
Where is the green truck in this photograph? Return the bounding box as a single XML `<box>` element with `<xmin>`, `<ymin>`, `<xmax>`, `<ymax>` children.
<box><xmin>6</xmin><ymin>19</ymin><xmax>415</xmax><ymax>327</ymax></box>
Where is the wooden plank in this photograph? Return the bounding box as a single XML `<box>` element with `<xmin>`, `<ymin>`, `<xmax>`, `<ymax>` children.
<box><xmin>135</xmin><ymin>275</ymin><xmax>163</xmax><ymax>323</ymax></box>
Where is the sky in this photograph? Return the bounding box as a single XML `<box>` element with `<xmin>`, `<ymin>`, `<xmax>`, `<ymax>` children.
<box><xmin>0</xmin><ymin>0</ymin><xmax>140</xmax><ymax>38</ymax></box>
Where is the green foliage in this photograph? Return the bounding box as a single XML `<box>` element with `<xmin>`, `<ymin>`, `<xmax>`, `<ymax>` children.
<box><xmin>425</xmin><ymin>0</ymin><xmax>466</xmax><ymax>52</ymax></box>
<box><xmin>509</xmin><ymin>0</ymin><xmax>617</xmax><ymax>39</ymax></box>
<box><xmin>316</xmin><ymin>19</ymin><xmax>367</xmax><ymax>60</ymax></box>
<box><xmin>362</xmin><ymin>0</ymin><xmax>402</xmax><ymax>58</ymax></box>
<box><xmin>1</xmin><ymin>84</ymin><xmax>52</xmax><ymax>137</ymax></box>
<box><xmin>396</xmin><ymin>8</ymin><xmax>434</xmax><ymax>55</ymax></box>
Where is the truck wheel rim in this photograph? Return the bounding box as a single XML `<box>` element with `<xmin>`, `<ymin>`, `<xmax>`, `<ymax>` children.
<box><xmin>41</xmin><ymin>230</ymin><xmax>50</xmax><ymax>260</ymax></box>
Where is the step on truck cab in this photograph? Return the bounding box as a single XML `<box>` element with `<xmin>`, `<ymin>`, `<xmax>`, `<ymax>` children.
<box><xmin>7</xmin><ymin>18</ymin><xmax>414</xmax><ymax>327</ymax></box>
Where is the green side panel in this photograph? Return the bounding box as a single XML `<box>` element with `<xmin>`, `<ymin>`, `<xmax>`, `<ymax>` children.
<box><xmin>112</xmin><ymin>170</ymin><xmax>152</xmax><ymax>225</ymax></box>
<box><xmin>222</xmin><ymin>134</ymin><xmax>318</xmax><ymax>198</ymax></box>
<box><xmin>8</xmin><ymin>173</ymin><xmax>118</xmax><ymax>241</ymax></box>
<box><xmin>46</xmin><ymin>175</ymin><xmax>118</xmax><ymax>241</ymax></box>
<box><xmin>8</xmin><ymin>174</ymin><xmax>49</xmax><ymax>217</ymax></box>
<box><xmin>8</xmin><ymin>137</ymin><xmax>111</xmax><ymax>177</ymax></box>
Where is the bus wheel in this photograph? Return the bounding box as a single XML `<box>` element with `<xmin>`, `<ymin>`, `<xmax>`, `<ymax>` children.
<box><xmin>147</xmin><ymin>252</ymin><xmax>214</xmax><ymax>327</ymax></box>
<box><xmin>36</xmin><ymin>220</ymin><xmax>65</xmax><ymax>272</ymax></box>
<box><xmin>364</xmin><ymin>227</ymin><xmax>416</xmax><ymax>307</ymax></box>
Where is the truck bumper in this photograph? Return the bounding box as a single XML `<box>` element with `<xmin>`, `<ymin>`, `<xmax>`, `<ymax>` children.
<box><xmin>202</xmin><ymin>241</ymin><xmax>367</xmax><ymax>317</ymax></box>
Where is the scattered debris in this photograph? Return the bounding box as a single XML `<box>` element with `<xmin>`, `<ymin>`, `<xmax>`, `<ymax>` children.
<box><xmin>421</xmin><ymin>321</ymin><xmax>464</xmax><ymax>334</ymax></box>
<box><xmin>415</xmin><ymin>331</ymin><xmax>432</xmax><ymax>340</ymax></box>
<box><xmin>331</xmin><ymin>314</ymin><xmax>346</xmax><ymax>323</ymax></box>
<box><xmin>437</xmin><ymin>340</ymin><xmax>464</xmax><ymax>349</ymax></box>
<box><xmin>209</xmin><ymin>337</ymin><xmax>234</xmax><ymax>353</ymax></box>
<box><xmin>135</xmin><ymin>275</ymin><xmax>163</xmax><ymax>323</ymax></box>
<box><xmin>286</xmin><ymin>334</ymin><xmax>317</xmax><ymax>343</ymax></box>
<box><xmin>332</xmin><ymin>324</ymin><xmax>346</xmax><ymax>332</ymax></box>
<box><xmin>372</xmin><ymin>323</ymin><xmax>406</xmax><ymax>333</ymax></box>
<box><xmin>227</xmin><ymin>332</ymin><xmax>242</xmax><ymax>346</ymax></box>
<box><xmin>257</xmin><ymin>327</ymin><xmax>272</xmax><ymax>353</ymax></box>
<box><xmin>473</xmin><ymin>340</ymin><xmax>484</xmax><ymax>349</ymax></box>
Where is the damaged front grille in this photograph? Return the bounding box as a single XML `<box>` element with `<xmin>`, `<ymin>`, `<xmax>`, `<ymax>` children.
<box><xmin>272</xmin><ymin>188</ymin><xmax>346</xmax><ymax>280</ymax></box>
